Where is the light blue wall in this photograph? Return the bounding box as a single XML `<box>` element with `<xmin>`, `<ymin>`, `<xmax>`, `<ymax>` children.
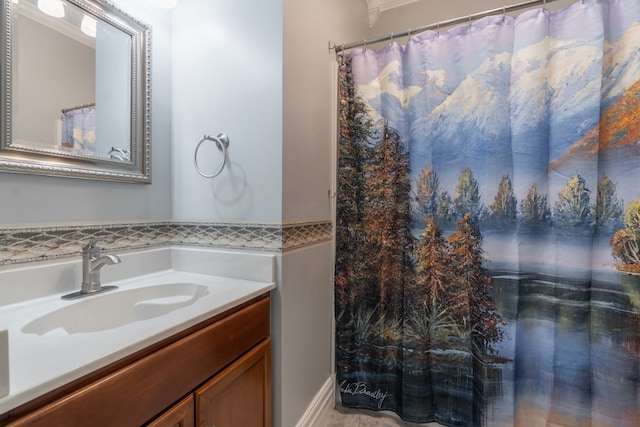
<box><xmin>0</xmin><ymin>0</ymin><xmax>172</xmax><ymax>225</ymax></box>
<box><xmin>172</xmin><ymin>2</ymin><xmax>368</xmax><ymax>426</ymax></box>
<box><xmin>171</xmin><ymin>0</ymin><xmax>283</xmax><ymax>223</ymax></box>
<box><xmin>279</xmin><ymin>1</ymin><xmax>369</xmax><ymax>426</ymax></box>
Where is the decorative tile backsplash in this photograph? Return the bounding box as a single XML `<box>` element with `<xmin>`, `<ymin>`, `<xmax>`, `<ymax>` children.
<box><xmin>0</xmin><ymin>220</ymin><xmax>333</xmax><ymax>266</ymax></box>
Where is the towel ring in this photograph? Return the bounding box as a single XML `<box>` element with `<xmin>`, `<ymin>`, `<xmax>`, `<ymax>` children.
<box><xmin>194</xmin><ymin>133</ymin><xmax>230</xmax><ymax>178</ymax></box>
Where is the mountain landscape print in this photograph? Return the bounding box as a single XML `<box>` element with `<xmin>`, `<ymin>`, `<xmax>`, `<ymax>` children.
<box><xmin>335</xmin><ymin>0</ymin><xmax>640</xmax><ymax>426</ymax></box>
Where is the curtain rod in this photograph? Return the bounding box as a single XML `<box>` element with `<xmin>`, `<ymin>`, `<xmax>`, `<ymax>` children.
<box><xmin>333</xmin><ymin>0</ymin><xmax>560</xmax><ymax>53</ymax></box>
<box><xmin>61</xmin><ymin>102</ymin><xmax>96</xmax><ymax>114</ymax></box>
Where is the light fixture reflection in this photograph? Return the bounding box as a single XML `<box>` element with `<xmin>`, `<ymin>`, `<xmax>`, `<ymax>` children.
<box><xmin>81</xmin><ymin>14</ymin><xmax>97</xmax><ymax>37</ymax></box>
<box><xmin>37</xmin><ymin>0</ymin><xmax>65</xmax><ymax>18</ymax></box>
<box><xmin>149</xmin><ymin>0</ymin><xmax>177</xmax><ymax>9</ymax></box>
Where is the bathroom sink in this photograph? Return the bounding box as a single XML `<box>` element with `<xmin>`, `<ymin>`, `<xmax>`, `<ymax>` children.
<box><xmin>21</xmin><ymin>283</ymin><xmax>209</xmax><ymax>336</ymax></box>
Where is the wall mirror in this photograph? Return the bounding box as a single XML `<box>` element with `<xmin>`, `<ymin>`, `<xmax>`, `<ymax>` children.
<box><xmin>0</xmin><ymin>0</ymin><xmax>151</xmax><ymax>183</ymax></box>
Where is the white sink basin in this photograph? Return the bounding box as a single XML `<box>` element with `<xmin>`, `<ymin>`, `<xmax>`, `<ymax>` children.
<box><xmin>0</xmin><ymin>247</ymin><xmax>276</xmax><ymax>416</ymax></box>
<box><xmin>21</xmin><ymin>283</ymin><xmax>209</xmax><ymax>335</ymax></box>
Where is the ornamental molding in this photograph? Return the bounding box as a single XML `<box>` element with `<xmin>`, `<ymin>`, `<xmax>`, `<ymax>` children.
<box><xmin>0</xmin><ymin>220</ymin><xmax>333</xmax><ymax>266</ymax></box>
<box><xmin>364</xmin><ymin>0</ymin><xmax>421</xmax><ymax>26</ymax></box>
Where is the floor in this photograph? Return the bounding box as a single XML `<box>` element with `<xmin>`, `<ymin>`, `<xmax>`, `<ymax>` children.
<box><xmin>320</xmin><ymin>405</ymin><xmax>445</xmax><ymax>427</ymax></box>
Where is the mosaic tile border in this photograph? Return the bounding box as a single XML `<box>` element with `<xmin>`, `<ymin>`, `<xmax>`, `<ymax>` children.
<box><xmin>0</xmin><ymin>220</ymin><xmax>333</xmax><ymax>266</ymax></box>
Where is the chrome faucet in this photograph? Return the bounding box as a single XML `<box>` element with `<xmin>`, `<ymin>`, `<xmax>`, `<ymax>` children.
<box><xmin>62</xmin><ymin>238</ymin><xmax>121</xmax><ymax>300</ymax></box>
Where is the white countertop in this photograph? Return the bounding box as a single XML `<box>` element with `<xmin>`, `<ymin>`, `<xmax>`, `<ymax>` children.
<box><xmin>0</xmin><ymin>247</ymin><xmax>276</xmax><ymax>415</ymax></box>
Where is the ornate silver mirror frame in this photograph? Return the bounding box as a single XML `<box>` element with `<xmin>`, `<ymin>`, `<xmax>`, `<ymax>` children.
<box><xmin>0</xmin><ymin>0</ymin><xmax>151</xmax><ymax>183</ymax></box>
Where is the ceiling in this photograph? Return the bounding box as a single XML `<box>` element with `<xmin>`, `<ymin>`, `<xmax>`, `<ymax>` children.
<box><xmin>364</xmin><ymin>0</ymin><xmax>421</xmax><ymax>26</ymax></box>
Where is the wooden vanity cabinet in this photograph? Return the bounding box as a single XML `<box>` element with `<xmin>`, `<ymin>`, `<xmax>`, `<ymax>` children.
<box><xmin>148</xmin><ymin>338</ymin><xmax>272</xmax><ymax>427</ymax></box>
<box><xmin>1</xmin><ymin>295</ymin><xmax>271</xmax><ymax>427</ymax></box>
<box><xmin>146</xmin><ymin>395</ymin><xmax>195</xmax><ymax>427</ymax></box>
<box><xmin>196</xmin><ymin>338</ymin><xmax>271</xmax><ymax>427</ymax></box>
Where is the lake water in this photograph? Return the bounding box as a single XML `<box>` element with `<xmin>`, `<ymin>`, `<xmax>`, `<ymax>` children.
<box><xmin>338</xmin><ymin>231</ymin><xmax>640</xmax><ymax>426</ymax></box>
<box><xmin>486</xmin><ymin>268</ymin><xmax>640</xmax><ymax>427</ymax></box>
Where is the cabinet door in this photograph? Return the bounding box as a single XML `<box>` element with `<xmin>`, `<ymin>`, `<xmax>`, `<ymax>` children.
<box><xmin>196</xmin><ymin>338</ymin><xmax>271</xmax><ymax>427</ymax></box>
<box><xmin>145</xmin><ymin>395</ymin><xmax>194</xmax><ymax>427</ymax></box>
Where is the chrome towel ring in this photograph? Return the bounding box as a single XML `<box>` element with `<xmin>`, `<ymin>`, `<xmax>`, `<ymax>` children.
<box><xmin>194</xmin><ymin>133</ymin><xmax>230</xmax><ymax>178</ymax></box>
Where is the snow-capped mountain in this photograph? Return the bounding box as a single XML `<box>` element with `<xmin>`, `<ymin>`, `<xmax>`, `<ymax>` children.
<box><xmin>351</xmin><ymin>20</ymin><xmax>640</xmax><ymax>198</ymax></box>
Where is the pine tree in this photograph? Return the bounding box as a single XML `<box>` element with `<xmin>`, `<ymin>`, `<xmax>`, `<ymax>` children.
<box><xmin>415</xmin><ymin>165</ymin><xmax>440</xmax><ymax>219</ymax></box>
<box><xmin>361</xmin><ymin>125</ymin><xmax>414</xmax><ymax>320</ymax></box>
<box><xmin>611</xmin><ymin>199</ymin><xmax>640</xmax><ymax>272</ymax></box>
<box><xmin>437</xmin><ymin>190</ymin><xmax>453</xmax><ymax>226</ymax></box>
<box><xmin>595</xmin><ymin>175</ymin><xmax>624</xmax><ymax>231</ymax></box>
<box><xmin>489</xmin><ymin>175</ymin><xmax>518</xmax><ymax>229</ymax></box>
<box><xmin>453</xmin><ymin>166</ymin><xmax>482</xmax><ymax>221</ymax></box>
<box><xmin>412</xmin><ymin>217</ymin><xmax>454</xmax><ymax>346</ymax></box>
<box><xmin>447</xmin><ymin>213</ymin><xmax>505</xmax><ymax>358</ymax></box>
<box><xmin>520</xmin><ymin>184</ymin><xmax>551</xmax><ymax>229</ymax></box>
<box><xmin>335</xmin><ymin>55</ymin><xmax>375</xmax><ymax>320</ymax></box>
<box><xmin>553</xmin><ymin>173</ymin><xmax>592</xmax><ymax>230</ymax></box>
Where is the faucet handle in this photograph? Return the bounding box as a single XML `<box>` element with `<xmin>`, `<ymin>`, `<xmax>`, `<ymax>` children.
<box><xmin>83</xmin><ymin>237</ymin><xmax>109</xmax><ymax>253</ymax></box>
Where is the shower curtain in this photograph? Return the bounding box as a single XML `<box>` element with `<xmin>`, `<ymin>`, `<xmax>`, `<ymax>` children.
<box><xmin>61</xmin><ymin>105</ymin><xmax>96</xmax><ymax>154</ymax></box>
<box><xmin>334</xmin><ymin>0</ymin><xmax>640</xmax><ymax>425</ymax></box>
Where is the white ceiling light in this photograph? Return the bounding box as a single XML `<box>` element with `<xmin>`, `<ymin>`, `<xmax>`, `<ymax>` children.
<box><xmin>81</xmin><ymin>14</ymin><xmax>97</xmax><ymax>38</ymax></box>
<box><xmin>37</xmin><ymin>0</ymin><xmax>65</xmax><ymax>18</ymax></box>
<box><xmin>148</xmin><ymin>0</ymin><xmax>177</xmax><ymax>9</ymax></box>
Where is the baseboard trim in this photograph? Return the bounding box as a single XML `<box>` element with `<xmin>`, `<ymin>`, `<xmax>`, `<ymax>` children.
<box><xmin>296</xmin><ymin>374</ymin><xmax>335</xmax><ymax>427</ymax></box>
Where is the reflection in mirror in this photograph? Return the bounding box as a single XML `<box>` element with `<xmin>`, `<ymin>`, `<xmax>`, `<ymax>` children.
<box><xmin>0</xmin><ymin>0</ymin><xmax>151</xmax><ymax>183</ymax></box>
